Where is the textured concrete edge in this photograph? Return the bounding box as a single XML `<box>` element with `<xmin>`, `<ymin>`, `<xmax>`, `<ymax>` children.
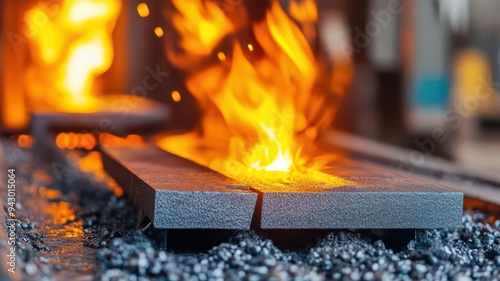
<box><xmin>153</xmin><ymin>191</ymin><xmax>258</xmax><ymax>229</ymax></box>
<box><xmin>259</xmin><ymin>192</ymin><xmax>464</xmax><ymax>230</ymax></box>
<box><xmin>101</xmin><ymin>147</ymin><xmax>156</xmax><ymax>221</ymax></box>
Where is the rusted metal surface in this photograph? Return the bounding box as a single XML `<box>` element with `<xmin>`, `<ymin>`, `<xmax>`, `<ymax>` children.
<box><xmin>100</xmin><ymin>145</ymin><xmax>258</xmax><ymax>229</ymax></box>
<box><xmin>101</xmin><ymin>143</ymin><xmax>463</xmax><ymax>230</ymax></box>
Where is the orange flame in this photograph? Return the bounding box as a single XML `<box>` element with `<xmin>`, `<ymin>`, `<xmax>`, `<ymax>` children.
<box><xmin>24</xmin><ymin>0</ymin><xmax>121</xmax><ymax>112</ymax></box>
<box><xmin>158</xmin><ymin>0</ymin><xmax>350</xmax><ymax>184</ymax></box>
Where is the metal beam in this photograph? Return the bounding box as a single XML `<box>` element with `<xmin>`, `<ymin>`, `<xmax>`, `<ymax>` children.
<box><xmin>30</xmin><ymin>97</ymin><xmax>170</xmax><ymax>151</ymax></box>
<box><xmin>101</xmin><ymin>145</ymin><xmax>258</xmax><ymax>229</ymax></box>
<box><xmin>253</xmin><ymin>157</ymin><xmax>463</xmax><ymax>229</ymax></box>
<box><xmin>101</xmin><ymin>143</ymin><xmax>463</xmax><ymax>230</ymax></box>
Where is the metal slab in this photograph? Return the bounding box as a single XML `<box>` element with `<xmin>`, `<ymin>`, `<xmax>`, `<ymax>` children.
<box><xmin>324</xmin><ymin>130</ymin><xmax>500</xmax><ymax>206</ymax></box>
<box><xmin>31</xmin><ymin>96</ymin><xmax>171</xmax><ymax>149</ymax></box>
<box><xmin>252</xmin><ymin>156</ymin><xmax>463</xmax><ymax>229</ymax></box>
<box><xmin>102</xmin><ymin>143</ymin><xmax>462</xmax><ymax>230</ymax></box>
<box><xmin>100</xmin><ymin>145</ymin><xmax>258</xmax><ymax>229</ymax></box>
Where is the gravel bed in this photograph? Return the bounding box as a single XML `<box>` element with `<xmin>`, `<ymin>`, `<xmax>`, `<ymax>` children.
<box><xmin>97</xmin><ymin>212</ymin><xmax>500</xmax><ymax>281</ymax></box>
<box><xmin>1</xmin><ymin>141</ymin><xmax>499</xmax><ymax>280</ymax></box>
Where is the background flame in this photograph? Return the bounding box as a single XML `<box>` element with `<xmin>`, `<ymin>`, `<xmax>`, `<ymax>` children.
<box><xmin>158</xmin><ymin>0</ymin><xmax>351</xmax><ymax>183</ymax></box>
<box><xmin>24</xmin><ymin>0</ymin><xmax>121</xmax><ymax>112</ymax></box>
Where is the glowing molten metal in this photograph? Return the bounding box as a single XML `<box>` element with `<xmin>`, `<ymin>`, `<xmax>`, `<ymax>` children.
<box><xmin>157</xmin><ymin>0</ymin><xmax>351</xmax><ymax>185</ymax></box>
<box><xmin>24</xmin><ymin>0</ymin><xmax>121</xmax><ymax>112</ymax></box>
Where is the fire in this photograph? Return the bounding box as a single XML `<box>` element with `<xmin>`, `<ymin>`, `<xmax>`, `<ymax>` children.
<box><xmin>24</xmin><ymin>0</ymin><xmax>121</xmax><ymax>112</ymax></box>
<box><xmin>157</xmin><ymin>0</ymin><xmax>351</xmax><ymax>184</ymax></box>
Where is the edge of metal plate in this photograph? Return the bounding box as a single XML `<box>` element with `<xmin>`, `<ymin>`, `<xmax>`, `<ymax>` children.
<box><xmin>101</xmin><ymin>145</ymin><xmax>258</xmax><ymax>229</ymax></box>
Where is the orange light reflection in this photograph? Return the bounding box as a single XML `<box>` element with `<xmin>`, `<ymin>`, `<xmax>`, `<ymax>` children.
<box><xmin>79</xmin><ymin>151</ymin><xmax>124</xmax><ymax>197</ymax></box>
<box><xmin>16</xmin><ymin>135</ymin><xmax>35</xmax><ymax>148</ymax></box>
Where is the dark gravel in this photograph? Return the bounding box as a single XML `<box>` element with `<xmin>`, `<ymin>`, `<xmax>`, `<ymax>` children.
<box><xmin>96</xmin><ymin>211</ymin><xmax>500</xmax><ymax>281</ymax></box>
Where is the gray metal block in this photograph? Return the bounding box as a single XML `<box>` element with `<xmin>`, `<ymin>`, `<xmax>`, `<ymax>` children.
<box><xmin>100</xmin><ymin>145</ymin><xmax>258</xmax><ymax>229</ymax></box>
<box><xmin>101</xmin><ymin>143</ymin><xmax>462</xmax><ymax>230</ymax></box>
<box><xmin>253</xmin><ymin>157</ymin><xmax>463</xmax><ymax>229</ymax></box>
<box><xmin>31</xmin><ymin>96</ymin><xmax>171</xmax><ymax>144</ymax></box>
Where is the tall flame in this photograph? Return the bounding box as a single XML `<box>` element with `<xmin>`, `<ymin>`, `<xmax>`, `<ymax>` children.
<box><xmin>158</xmin><ymin>0</ymin><xmax>351</xmax><ymax>184</ymax></box>
<box><xmin>24</xmin><ymin>0</ymin><xmax>121</xmax><ymax>112</ymax></box>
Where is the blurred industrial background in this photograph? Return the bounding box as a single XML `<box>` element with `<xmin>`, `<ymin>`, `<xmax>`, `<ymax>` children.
<box><xmin>1</xmin><ymin>1</ymin><xmax>500</xmax><ymax>280</ymax></box>
<box><xmin>1</xmin><ymin>0</ymin><xmax>500</xmax><ymax>169</ymax></box>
